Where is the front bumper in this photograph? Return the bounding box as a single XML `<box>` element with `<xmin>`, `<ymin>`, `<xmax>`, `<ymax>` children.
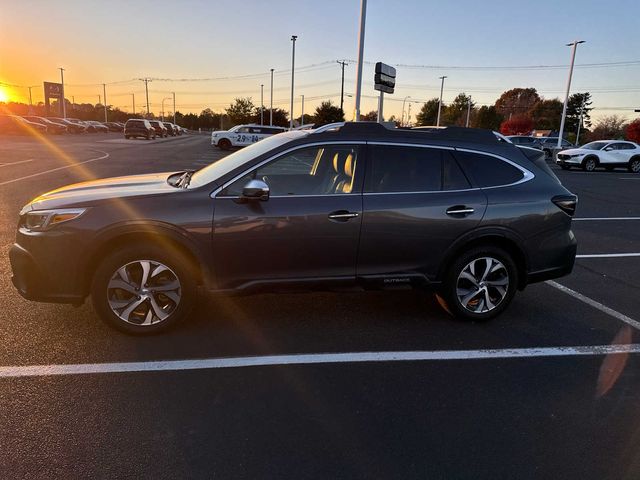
<box><xmin>556</xmin><ymin>156</ymin><xmax>582</xmax><ymax>166</ymax></box>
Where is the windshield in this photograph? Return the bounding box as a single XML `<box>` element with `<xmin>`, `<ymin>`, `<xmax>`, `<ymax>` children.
<box><xmin>189</xmin><ymin>131</ymin><xmax>307</xmax><ymax>188</ymax></box>
<box><xmin>582</xmin><ymin>141</ymin><xmax>609</xmax><ymax>150</ymax></box>
<box><xmin>227</xmin><ymin>125</ymin><xmax>242</xmax><ymax>133</ymax></box>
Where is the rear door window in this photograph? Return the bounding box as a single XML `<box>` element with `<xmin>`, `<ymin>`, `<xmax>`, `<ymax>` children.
<box><xmin>366</xmin><ymin>145</ymin><xmax>442</xmax><ymax>193</ymax></box>
<box><xmin>454</xmin><ymin>151</ymin><xmax>525</xmax><ymax>187</ymax></box>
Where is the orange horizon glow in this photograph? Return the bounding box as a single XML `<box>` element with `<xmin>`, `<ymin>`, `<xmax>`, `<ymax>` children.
<box><xmin>0</xmin><ymin>87</ymin><xmax>10</xmax><ymax>103</ymax></box>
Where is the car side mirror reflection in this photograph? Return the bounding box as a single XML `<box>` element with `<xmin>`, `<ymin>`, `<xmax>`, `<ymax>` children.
<box><xmin>241</xmin><ymin>179</ymin><xmax>270</xmax><ymax>201</ymax></box>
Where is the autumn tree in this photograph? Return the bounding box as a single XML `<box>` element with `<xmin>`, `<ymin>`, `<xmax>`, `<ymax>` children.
<box><xmin>225</xmin><ymin>97</ymin><xmax>255</xmax><ymax>126</ymax></box>
<box><xmin>495</xmin><ymin>88</ymin><xmax>540</xmax><ymax>119</ymax></box>
<box><xmin>587</xmin><ymin>115</ymin><xmax>628</xmax><ymax>141</ymax></box>
<box><xmin>314</xmin><ymin>100</ymin><xmax>344</xmax><ymax>125</ymax></box>
<box><xmin>499</xmin><ymin>115</ymin><xmax>534</xmax><ymax>135</ymax></box>
<box><xmin>625</xmin><ymin>118</ymin><xmax>640</xmax><ymax>143</ymax></box>
<box><xmin>415</xmin><ymin>98</ymin><xmax>440</xmax><ymax>126</ymax></box>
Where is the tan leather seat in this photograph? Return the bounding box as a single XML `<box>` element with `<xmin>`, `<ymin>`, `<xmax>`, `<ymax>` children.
<box><xmin>334</xmin><ymin>153</ymin><xmax>355</xmax><ymax>193</ymax></box>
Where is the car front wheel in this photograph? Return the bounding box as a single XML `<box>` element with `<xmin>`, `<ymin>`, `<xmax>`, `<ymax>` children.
<box><xmin>582</xmin><ymin>156</ymin><xmax>598</xmax><ymax>172</ymax></box>
<box><xmin>218</xmin><ymin>138</ymin><xmax>232</xmax><ymax>150</ymax></box>
<box><xmin>91</xmin><ymin>245</ymin><xmax>197</xmax><ymax>334</ymax></box>
<box><xmin>437</xmin><ymin>246</ymin><xmax>518</xmax><ymax>321</ymax></box>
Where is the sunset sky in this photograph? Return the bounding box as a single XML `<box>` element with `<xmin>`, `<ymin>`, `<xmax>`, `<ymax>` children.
<box><xmin>1</xmin><ymin>0</ymin><xmax>639</xmax><ymax>121</ymax></box>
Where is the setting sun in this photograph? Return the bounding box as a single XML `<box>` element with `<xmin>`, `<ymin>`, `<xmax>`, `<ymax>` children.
<box><xmin>0</xmin><ymin>86</ymin><xmax>10</xmax><ymax>103</ymax></box>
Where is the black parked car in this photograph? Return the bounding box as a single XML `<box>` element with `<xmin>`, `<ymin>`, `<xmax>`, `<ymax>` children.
<box><xmin>149</xmin><ymin>120</ymin><xmax>168</xmax><ymax>138</ymax></box>
<box><xmin>22</xmin><ymin>116</ymin><xmax>68</xmax><ymax>134</ymax></box>
<box><xmin>163</xmin><ymin>122</ymin><xmax>176</xmax><ymax>136</ymax></box>
<box><xmin>49</xmin><ymin>117</ymin><xmax>86</xmax><ymax>133</ymax></box>
<box><xmin>105</xmin><ymin>122</ymin><xmax>124</xmax><ymax>132</ymax></box>
<box><xmin>124</xmin><ymin>119</ymin><xmax>156</xmax><ymax>139</ymax></box>
<box><xmin>10</xmin><ymin>122</ymin><xmax>577</xmax><ymax>334</ymax></box>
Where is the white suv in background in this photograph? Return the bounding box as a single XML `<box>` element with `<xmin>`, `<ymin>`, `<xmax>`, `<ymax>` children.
<box><xmin>211</xmin><ymin>124</ymin><xmax>287</xmax><ymax>150</ymax></box>
<box><xmin>556</xmin><ymin>140</ymin><xmax>640</xmax><ymax>172</ymax></box>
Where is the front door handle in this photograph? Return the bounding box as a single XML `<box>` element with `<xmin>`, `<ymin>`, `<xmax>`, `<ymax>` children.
<box><xmin>446</xmin><ymin>206</ymin><xmax>475</xmax><ymax>216</ymax></box>
<box><xmin>328</xmin><ymin>210</ymin><xmax>359</xmax><ymax>221</ymax></box>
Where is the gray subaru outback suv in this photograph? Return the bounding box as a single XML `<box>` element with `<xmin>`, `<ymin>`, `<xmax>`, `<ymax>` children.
<box><xmin>10</xmin><ymin>122</ymin><xmax>577</xmax><ymax>334</ymax></box>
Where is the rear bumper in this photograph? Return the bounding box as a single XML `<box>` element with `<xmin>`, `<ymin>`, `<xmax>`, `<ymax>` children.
<box><xmin>525</xmin><ymin>236</ymin><xmax>577</xmax><ymax>285</ymax></box>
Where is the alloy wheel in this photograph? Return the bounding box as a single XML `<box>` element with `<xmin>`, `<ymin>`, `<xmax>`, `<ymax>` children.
<box><xmin>106</xmin><ymin>260</ymin><xmax>181</xmax><ymax>326</ymax></box>
<box><xmin>456</xmin><ymin>257</ymin><xmax>509</xmax><ymax>314</ymax></box>
<box><xmin>631</xmin><ymin>159</ymin><xmax>640</xmax><ymax>173</ymax></box>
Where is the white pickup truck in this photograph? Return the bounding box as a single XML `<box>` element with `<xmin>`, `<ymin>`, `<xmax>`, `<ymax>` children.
<box><xmin>211</xmin><ymin>124</ymin><xmax>287</xmax><ymax>150</ymax></box>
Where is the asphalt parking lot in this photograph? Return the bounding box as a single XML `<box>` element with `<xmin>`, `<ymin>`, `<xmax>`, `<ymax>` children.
<box><xmin>0</xmin><ymin>133</ymin><xmax>639</xmax><ymax>479</ymax></box>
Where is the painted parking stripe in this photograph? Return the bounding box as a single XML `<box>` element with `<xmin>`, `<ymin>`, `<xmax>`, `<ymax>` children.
<box><xmin>0</xmin><ymin>150</ymin><xmax>109</xmax><ymax>186</ymax></box>
<box><xmin>0</xmin><ymin>158</ymin><xmax>34</xmax><ymax>168</ymax></box>
<box><xmin>546</xmin><ymin>280</ymin><xmax>640</xmax><ymax>331</ymax></box>
<box><xmin>1</xmin><ymin>344</ymin><xmax>640</xmax><ymax>378</ymax></box>
<box><xmin>576</xmin><ymin>253</ymin><xmax>640</xmax><ymax>258</ymax></box>
<box><xmin>573</xmin><ymin>217</ymin><xmax>640</xmax><ymax>221</ymax></box>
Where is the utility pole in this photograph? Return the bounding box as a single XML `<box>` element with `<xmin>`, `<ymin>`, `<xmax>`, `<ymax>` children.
<box><xmin>58</xmin><ymin>67</ymin><xmax>66</xmax><ymax>118</ymax></box>
<box><xmin>558</xmin><ymin>40</ymin><xmax>585</xmax><ymax>149</ymax></box>
<box><xmin>132</xmin><ymin>93</ymin><xmax>135</xmax><ymax>115</ymax></box>
<box><xmin>290</xmin><ymin>35</ymin><xmax>297</xmax><ymax>129</ymax></box>
<box><xmin>103</xmin><ymin>83</ymin><xmax>108</xmax><ymax>122</ymax></box>
<box><xmin>436</xmin><ymin>75</ymin><xmax>447</xmax><ymax>127</ymax></box>
<box><xmin>270</xmin><ymin>68</ymin><xmax>274</xmax><ymax>126</ymax></box>
<box><xmin>337</xmin><ymin>60</ymin><xmax>347</xmax><ymax>113</ymax></box>
<box><xmin>172</xmin><ymin>92</ymin><xmax>176</xmax><ymax>124</ymax></box>
<box><xmin>301</xmin><ymin>94</ymin><xmax>304</xmax><ymax>125</ymax></box>
<box><xmin>28</xmin><ymin>87</ymin><xmax>33</xmax><ymax>106</ymax></box>
<box><xmin>354</xmin><ymin>0</ymin><xmax>367</xmax><ymax>121</ymax></box>
<box><xmin>98</xmin><ymin>95</ymin><xmax>101</xmax><ymax>105</ymax></box>
<box><xmin>466</xmin><ymin>97</ymin><xmax>472</xmax><ymax>127</ymax></box>
<box><xmin>260</xmin><ymin>84</ymin><xmax>264</xmax><ymax>125</ymax></box>
<box><xmin>139</xmin><ymin>78</ymin><xmax>152</xmax><ymax>117</ymax></box>
<box><xmin>575</xmin><ymin>102</ymin><xmax>585</xmax><ymax>145</ymax></box>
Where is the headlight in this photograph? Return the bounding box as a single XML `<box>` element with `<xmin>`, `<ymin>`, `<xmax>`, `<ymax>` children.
<box><xmin>22</xmin><ymin>208</ymin><xmax>87</xmax><ymax>231</ymax></box>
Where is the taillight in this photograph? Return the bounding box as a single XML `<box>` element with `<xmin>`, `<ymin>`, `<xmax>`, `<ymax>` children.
<box><xmin>552</xmin><ymin>194</ymin><xmax>578</xmax><ymax>216</ymax></box>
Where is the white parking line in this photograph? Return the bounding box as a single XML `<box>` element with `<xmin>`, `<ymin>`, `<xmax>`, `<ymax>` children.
<box><xmin>0</xmin><ymin>150</ymin><xmax>109</xmax><ymax>186</ymax></box>
<box><xmin>0</xmin><ymin>158</ymin><xmax>34</xmax><ymax>168</ymax></box>
<box><xmin>574</xmin><ymin>217</ymin><xmax>640</xmax><ymax>221</ymax></box>
<box><xmin>576</xmin><ymin>253</ymin><xmax>640</xmax><ymax>258</ymax></box>
<box><xmin>1</xmin><ymin>344</ymin><xmax>639</xmax><ymax>378</ymax></box>
<box><xmin>546</xmin><ymin>280</ymin><xmax>640</xmax><ymax>331</ymax></box>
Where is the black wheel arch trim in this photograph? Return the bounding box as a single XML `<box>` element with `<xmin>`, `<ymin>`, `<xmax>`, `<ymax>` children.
<box><xmin>81</xmin><ymin>220</ymin><xmax>214</xmax><ymax>294</ymax></box>
<box><xmin>437</xmin><ymin>226</ymin><xmax>530</xmax><ymax>288</ymax></box>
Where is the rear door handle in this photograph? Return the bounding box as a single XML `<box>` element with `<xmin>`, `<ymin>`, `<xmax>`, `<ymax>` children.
<box><xmin>328</xmin><ymin>210</ymin><xmax>359</xmax><ymax>221</ymax></box>
<box><xmin>446</xmin><ymin>206</ymin><xmax>475</xmax><ymax>216</ymax></box>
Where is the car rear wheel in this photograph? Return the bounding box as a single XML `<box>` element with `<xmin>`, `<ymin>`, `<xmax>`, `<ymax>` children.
<box><xmin>582</xmin><ymin>156</ymin><xmax>598</xmax><ymax>172</ymax></box>
<box><xmin>91</xmin><ymin>245</ymin><xmax>197</xmax><ymax>334</ymax></box>
<box><xmin>629</xmin><ymin>158</ymin><xmax>640</xmax><ymax>173</ymax></box>
<box><xmin>218</xmin><ymin>138</ymin><xmax>232</xmax><ymax>150</ymax></box>
<box><xmin>436</xmin><ymin>246</ymin><xmax>518</xmax><ymax>321</ymax></box>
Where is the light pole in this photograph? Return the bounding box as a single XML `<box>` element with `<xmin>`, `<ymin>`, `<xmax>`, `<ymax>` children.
<box><xmin>575</xmin><ymin>102</ymin><xmax>585</xmax><ymax>145</ymax></box>
<box><xmin>354</xmin><ymin>0</ymin><xmax>367</xmax><ymax>121</ymax></box>
<box><xmin>270</xmin><ymin>68</ymin><xmax>274</xmax><ymax>126</ymax></box>
<box><xmin>139</xmin><ymin>78</ymin><xmax>152</xmax><ymax>117</ymax></box>
<box><xmin>58</xmin><ymin>67</ymin><xmax>66</xmax><ymax>118</ymax></box>
<box><xmin>466</xmin><ymin>97</ymin><xmax>472</xmax><ymax>128</ymax></box>
<box><xmin>436</xmin><ymin>75</ymin><xmax>447</xmax><ymax>127</ymax></box>
<box><xmin>407</xmin><ymin>103</ymin><xmax>412</xmax><ymax>126</ymax></box>
<box><xmin>401</xmin><ymin>95</ymin><xmax>411</xmax><ymax>126</ymax></box>
<box><xmin>102</xmin><ymin>83</ymin><xmax>108</xmax><ymax>122</ymax></box>
<box><xmin>290</xmin><ymin>35</ymin><xmax>297</xmax><ymax>129</ymax></box>
<box><xmin>300</xmin><ymin>94</ymin><xmax>304</xmax><ymax>125</ymax></box>
<box><xmin>161</xmin><ymin>97</ymin><xmax>171</xmax><ymax>121</ymax></box>
<box><xmin>260</xmin><ymin>84</ymin><xmax>264</xmax><ymax>125</ymax></box>
<box><xmin>337</xmin><ymin>60</ymin><xmax>347</xmax><ymax>113</ymax></box>
<box><xmin>557</xmin><ymin>40</ymin><xmax>585</xmax><ymax>149</ymax></box>
<box><xmin>172</xmin><ymin>92</ymin><xmax>176</xmax><ymax>124</ymax></box>
<box><xmin>132</xmin><ymin>93</ymin><xmax>135</xmax><ymax>115</ymax></box>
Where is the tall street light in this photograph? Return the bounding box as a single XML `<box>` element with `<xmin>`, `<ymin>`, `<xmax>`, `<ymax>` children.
<box><xmin>270</xmin><ymin>68</ymin><xmax>274</xmax><ymax>126</ymax></box>
<box><xmin>161</xmin><ymin>97</ymin><xmax>171</xmax><ymax>121</ymax></box>
<box><xmin>301</xmin><ymin>94</ymin><xmax>304</xmax><ymax>125</ymax></box>
<box><xmin>289</xmin><ymin>35</ymin><xmax>298</xmax><ymax>129</ymax></box>
<box><xmin>58</xmin><ymin>67</ymin><xmax>66</xmax><ymax>118</ymax></box>
<box><xmin>172</xmin><ymin>92</ymin><xmax>176</xmax><ymax>124</ymax></box>
<box><xmin>354</xmin><ymin>0</ymin><xmax>367</xmax><ymax>121</ymax></box>
<box><xmin>401</xmin><ymin>96</ymin><xmax>411</xmax><ymax>126</ymax></box>
<box><xmin>558</xmin><ymin>40</ymin><xmax>585</xmax><ymax>149</ymax></box>
<box><xmin>260</xmin><ymin>84</ymin><xmax>264</xmax><ymax>125</ymax></box>
<box><xmin>132</xmin><ymin>93</ymin><xmax>135</xmax><ymax>115</ymax></box>
<box><xmin>465</xmin><ymin>96</ymin><xmax>472</xmax><ymax>127</ymax></box>
<box><xmin>436</xmin><ymin>75</ymin><xmax>447</xmax><ymax>127</ymax></box>
<box><xmin>102</xmin><ymin>83</ymin><xmax>108</xmax><ymax>122</ymax></box>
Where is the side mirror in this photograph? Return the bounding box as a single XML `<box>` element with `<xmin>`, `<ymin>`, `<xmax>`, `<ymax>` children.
<box><xmin>604</xmin><ymin>146</ymin><xmax>613</xmax><ymax>151</ymax></box>
<box><xmin>241</xmin><ymin>179</ymin><xmax>270</xmax><ymax>201</ymax></box>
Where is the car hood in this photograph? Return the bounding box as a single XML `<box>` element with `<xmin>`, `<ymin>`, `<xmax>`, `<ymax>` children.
<box><xmin>26</xmin><ymin>172</ymin><xmax>178</xmax><ymax>211</ymax></box>
<box><xmin>558</xmin><ymin>148</ymin><xmax>591</xmax><ymax>156</ymax></box>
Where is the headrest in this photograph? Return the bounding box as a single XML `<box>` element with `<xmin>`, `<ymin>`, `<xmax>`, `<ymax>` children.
<box><xmin>343</xmin><ymin>154</ymin><xmax>354</xmax><ymax>177</ymax></box>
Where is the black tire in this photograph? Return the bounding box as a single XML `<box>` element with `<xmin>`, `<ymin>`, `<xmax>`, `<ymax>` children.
<box><xmin>629</xmin><ymin>157</ymin><xmax>640</xmax><ymax>173</ymax></box>
<box><xmin>582</xmin><ymin>156</ymin><xmax>598</xmax><ymax>172</ymax></box>
<box><xmin>436</xmin><ymin>246</ymin><xmax>518</xmax><ymax>322</ymax></box>
<box><xmin>218</xmin><ymin>138</ymin><xmax>232</xmax><ymax>150</ymax></box>
<box><xmin>91</xmin><ymin>244</ymin><xmax>198</xmax><ymax>334</ymax></box>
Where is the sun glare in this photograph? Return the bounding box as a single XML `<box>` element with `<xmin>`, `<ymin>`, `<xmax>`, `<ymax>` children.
<box><xmin>0</xmin><ymin>87</ymin><xmax>9</xmax><ymax>103</ymax></box>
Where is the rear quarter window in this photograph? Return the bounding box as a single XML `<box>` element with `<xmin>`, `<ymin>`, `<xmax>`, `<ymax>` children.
<box><xmin>454</xmin><ymin>151</ymin><xmax>525</xmax><ymax>188</ymax></box>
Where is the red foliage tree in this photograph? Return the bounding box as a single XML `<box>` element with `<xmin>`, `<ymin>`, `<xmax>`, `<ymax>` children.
<box><xmin>499</xmin><ymin>115</ymin><xmax>534</xmax><ymax>135</ymax></box>
<box><xmin>625</xmin><ymin>118</ymin><xmax>640</xmax><ymax>143</ymax></box>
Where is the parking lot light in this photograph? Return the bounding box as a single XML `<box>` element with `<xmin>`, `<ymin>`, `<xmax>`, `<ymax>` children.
<box><xmin>260</xmin><ymin>84</ymin><xmax>264</xmax><ymax>125</ymax></box>
<box><xmin>437</xmin><ymin>76</ymin><xmax>447</xmax><ymax>127</ymax></box>
<box><xmin>270</xmin><ymin>69</ymin><xmax>274</xmax><ymax>126</ymax></box>
<box><xmin>290</xmin><ymin>35</ymin><xmax>298</xmax><ymax>129</ymax></box>
<box><xmin>172</xmin><ymin>92</ymin><xmax>176</xmax><ymax>124</ymax></box>
<box><xmin>58</xmin><ymin>67</ymin><xmax>66</xmax><ymax>118</ymax></box>
<box><xmin>103</xmin><ymin>83</ymin><xmax>108</xmax><ymax>122</ymax></box>
<box><xmin>161</xmin><ymin>97</ymin><xmax>171</xmax><ymax>122</ymax></box>
<box><xmin>401</xmin><ymin>96</ymin><xmax>411</xmax><ymax>126</ymax></box>
<box><xmin>558</xmin><ymin>40</ymin><xmax>585</xmax><ymax>149</ymax></box>
<box><xmin>354</xmin><ymin>0</ymin><xmax>367</xmax><ymax>121</ymax></box>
